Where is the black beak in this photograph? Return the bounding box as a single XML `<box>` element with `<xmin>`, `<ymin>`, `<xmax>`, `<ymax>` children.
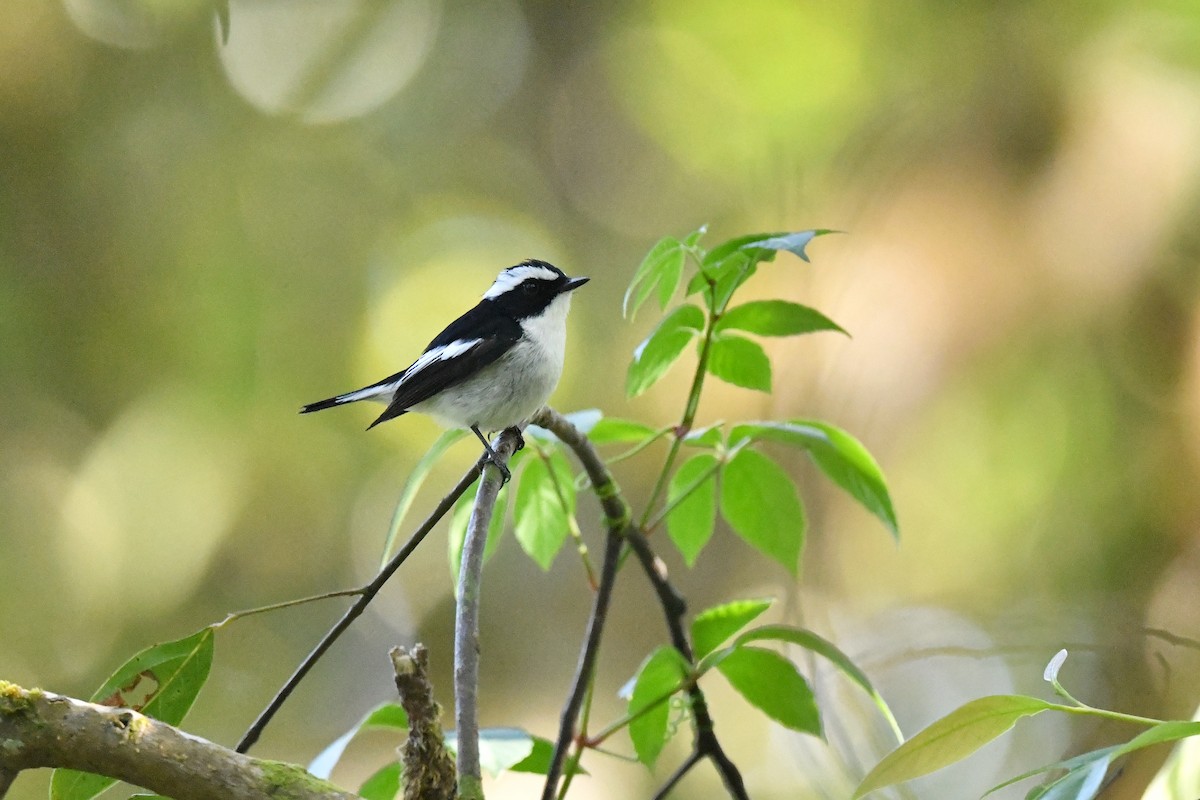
<box><xmin>563</xmin><ymin>276</ymin><xmax>590</xmax><ymax>292</ymax></box>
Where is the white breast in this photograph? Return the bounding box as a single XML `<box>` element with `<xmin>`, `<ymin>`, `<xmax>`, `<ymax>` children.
<box><xmin>413</xmin><ymin>292</ymin><xmax>573</xmax><ymax>431</ymax></box>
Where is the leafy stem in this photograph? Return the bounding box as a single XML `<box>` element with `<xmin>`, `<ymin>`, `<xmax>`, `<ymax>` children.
<box><xmin>640</xmin><ymin>282</ymin><xmax>722</xmax><ymax>528</ymax></box>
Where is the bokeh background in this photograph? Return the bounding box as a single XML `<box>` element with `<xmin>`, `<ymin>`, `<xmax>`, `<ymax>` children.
<box><xmin>4</xmin><ymin>1</ymin><xmax>1200</xmax><ymax>798</ymax></box>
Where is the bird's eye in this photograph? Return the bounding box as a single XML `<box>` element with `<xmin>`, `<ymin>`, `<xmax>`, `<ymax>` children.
<box><xmin>522</xmin><ymin>281</ymin><xmax>538</xmax><ymax>295</ymax></box>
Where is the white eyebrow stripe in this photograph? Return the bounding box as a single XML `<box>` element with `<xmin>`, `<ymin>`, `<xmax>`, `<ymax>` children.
<box><xmin>406</xmin><ymin>338</ymin><xmax>482</xmax><ymax>377</ymax></box>
<box><xmin>482</xmin><ymin>265</ymin><xmax>560</xmax><ymax>299</ymax></box>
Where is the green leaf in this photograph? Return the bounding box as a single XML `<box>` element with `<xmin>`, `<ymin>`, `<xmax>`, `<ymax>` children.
<box><xmin>513</xmin><ymin>451</ymin><xmax>574</xmax><ymax>570</ymax></box>
<box><xmin>691</xmin><ymin>598</ymin><xmax>773</xmax><ymax>660</ymax></box>
<box><xmin>687</xmin><ymin>229</ymin><xmax>836</xmax><ymax>310</ymax></box>
<box><xmin>627</xmin><ymin>304</ymin><xmax>705</xmax><ymax>398</ymax></box>
<box><xmin>448</xmin><ymin>479</ymin><xmax>509</xmax><ymax>580</ymax></box>
<box><xmin>309</xmin><ymin>702</ymin><xmax>409</xmax><ymax>779</ymax></box>
<box><xmin>702</xmin><ymin>232</ymin><xmax>788</xmax><ymax>269</ymax></box>
<box><xmin>52</xmin><ymin>628</ymin><xmax>215</xmax><ymax>800</ymax></box>
<box><xmin>624</xmin><ymin>236</ymin><xmax>686</xmax><ymax>318</ymax></box>
<box><xmin>730</xmin><ymin>419</ymin><xmax>898</xmax><ymax>539</ymax></box>
<box><xmin>587</xmin><ymin>417</ymin><xmax>660</xmax><ymax>445</ymax></box>
<box><xmin>358</xmin><ymin>762</ymin><xmax>403</xmax><ymax>800</ymax></box>
<box><xmin>682</xmin><ymin>225</ymin><xmax>708</xmax><ymax>248</ymax></box>
<box><xmin>666</xmin><ymin>454</ymin><xmax>720</xmax><ymax>566</ymax></box>
<box><xmin>716</xmin><ymin>646</ymin><xmax>820</xmax><ymax>734</ymax></box>
<box><xmin>629</xmin><ymin>646</ymin><xmax>691</xmax><ymax>769</ymax></box>
<box><xmin>380</xmin><ymin>428</ymin><xmax>469</xmax><ymax>566</ymax></box>
<box><xmin>708</xmin><ymin>252</ymin><xmax>756</xmax><ymax>312</ymax></box>
<box><xmin>509</xmin><ymin>736</ymin><xmax>589</xmax><ymax>776</ymax></box>
<box><xmin>853</xmin><ymin>695</ymin><xmax>1055</xmax><ymax>798</ymax></box>
<box><xmin>707</xmin><ymin>334</ymin><xmax>771</xmax><ymax>392</ymax></box>
<box><xmin>717</xmin><ymin>300</ymin><xmax>846</xmax><ymax>337</ymax></box>
<box><xmin>719</xmin><ymin>448</ymin><xmax>805</xmax><ymax>572</ymax></box>
<box><xmin>736</xmin><ymin>624</ymin><xmax>902</xmax><ymax>742</ymax></box>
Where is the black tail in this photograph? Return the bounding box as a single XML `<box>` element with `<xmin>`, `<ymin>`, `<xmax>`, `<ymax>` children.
<box><xmin>300</xmin><ymin>395</ymin><xmax>348</xmax><ymax>414</ymax></box>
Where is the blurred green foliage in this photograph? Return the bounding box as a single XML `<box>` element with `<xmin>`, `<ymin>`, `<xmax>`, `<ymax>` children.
<box><xmin>4</xmin><ymin>1</ymin><xmax>1200</xmax><ymax>798</ymax></box>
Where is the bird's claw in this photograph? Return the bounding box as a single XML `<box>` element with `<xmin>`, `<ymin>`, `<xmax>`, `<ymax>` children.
<box><xmin>492</xmin><ymin>455</ymin><xmax>512</xmax><ymax>486</ymax></box>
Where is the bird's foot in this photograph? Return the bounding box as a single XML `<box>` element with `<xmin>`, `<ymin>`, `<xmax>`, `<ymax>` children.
<box><xmin>488</xmin><ymin>451</ymin><xmax>512</xmax><ymax>486</ymax></box>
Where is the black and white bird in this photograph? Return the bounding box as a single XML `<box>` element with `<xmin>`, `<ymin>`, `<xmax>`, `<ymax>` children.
<box><xmin>301</xmin><ymin>259</ymin><xmax>588</xmax><ymax>480</ymax></box>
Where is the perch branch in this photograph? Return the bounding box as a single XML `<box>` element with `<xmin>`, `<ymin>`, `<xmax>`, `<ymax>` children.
<box><xmin>0</xmin><ymin>682</ymin><xmax>355</xmax><ymax>800</ymax></box>
<box><xmin>454</xmin><ymin>428</ymin><xmax>522</xmax><ymax>799</ymax></box>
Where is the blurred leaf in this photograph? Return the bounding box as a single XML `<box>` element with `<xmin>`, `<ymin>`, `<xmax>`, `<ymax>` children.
<box><xmin>214</xmin><ymin>0</ymin><xmax>230</xmax><ymax>44</ymax></box>
<box><xmin>717</xmin><ymin>300</ymin><xmax>845</xmax><ymax>337</ymax></box>
<box><xmin>629</xmin><ymin>646</ymin><xmax>690</xmax><ymax>769</ymax></box>
<box><xmin>359</xmin><ymin>762</ymin><xmax>402</xmax><ymax>800</ymax></box>
<box><xmin>691</xmin><ymin>598</ymin><xmax>773</xmax><ymax>660</ymax></box>
<box><xmin>509</xmin><ymin>736</ymin><xmax>589</xmax><ymax>776</ymax></box>
<box><xmin>1115</xmin><ymin>720</ymin><xmax>1200</xmax><ymax>755</ymax></box>
<box><xmin>730</xmin><ymin>420</ymin><xmax>898</xmax><ymax>539</ymax></box>
<box><xmin>736</xmin><ymin>624</ymin><xmax>902</xmax><ymax>741</ymax></box>
<box><xmin>309</xmin><ymin>702</ymin><xmax>409</xmax><ymax>779</ymax></box>
<box><xmin>627</xmin><ymin>304</ymin><xmax>704</xmax><ymax>398</ymax></box>
<box><xmin>588</xmin><ymin>417</ymin><xmax>660</xmax><ymax>445</ymax></box>
<box><xmin>707</xmin><ymin>334</ymin><xmax>771</xmax><ymax>391</ymax></box>
<box><xmin>624</xmin><ymin>236</ymin><xmax>686</xmax><ymax>318</ymax></box>
<box><xmin>383</xmin><ymin>428</ymin><xmax>469</xmax><ymax>566</ymax></box>
<box><xmin>743</xmin><ymin>229</ymin><xmax>838</xmax><ymax>263</ymax></box>
<box><xmin>448</xmin><ymin>480</ymin><xmax>509</xmax><ymax>580</ymax></box>
<box><xmin>716</xmin><ymin>646</ymin><xmax>820</xmax><ymax>734</ymax></box>
<box><xmin>528</xmin><ymin>409</ymin><xmax>602</xmax><ymax>444</ymax></box>
<box><xmin>683</xmin><ymin>423</ymin><xmax>723</xmax><ymax>448</ymax></box>
<box><xmin>682</xmin><ymin>225</ymin><xmax>708</xmax><ymax>248</ymax></box>
<box><xmin>52</xmin><ymin>628</ymin><xmax>214</xmax><ymax>800</ymax></box>
<box><xmin>444</xmin><ymin>728</ymin><xmax>536</xmax><ymax>777</ymax></box>
<box><xmin>479</xmin><ymin>728</ymin><xmax>537</xmax><ymax>776</ymax></box>
<box><xmin>719</xmin><ymin>448</ymin><xmax>804</xmax><ymax>572</ymax></box>
<box><xmin>514</xmin><ymin>451</ymin><xmax>574</xmax><ymax>570</ymax></box>
<box><xmin>854</xmin><ymin>696</ymin><xmax>1055</xmax><ymax>798</ymax></box>
<box><xmin>1043</xmin><ymin>649</ymin><xmax>1069</xmax><ymax>685</ymax></box>
<box><xmin>984</xmin><ymin>747</ymin><xmax>1121</xmax><ymax>797</ymax></box>
<box><xmin>1028</xmin><ymin>756</ymin><xmax>1110</xmax><ymax>800</ymax></box>
<box><xmin>666</xmin><ymin>453</ymin><xmax>720</xmax><ymax>566</ymax></box>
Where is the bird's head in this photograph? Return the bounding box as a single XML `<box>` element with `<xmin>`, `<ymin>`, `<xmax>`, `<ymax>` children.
<box><xmin>483</xmin><ymin>259</ymin><xmax>589</xmax><ymax>320</ymax></box>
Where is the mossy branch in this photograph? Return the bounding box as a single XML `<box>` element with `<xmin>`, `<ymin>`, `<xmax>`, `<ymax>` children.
<box><xmin>0</xmin><ymin>681</ymin><xmax>357</xmax><ymax>800</ymax></box>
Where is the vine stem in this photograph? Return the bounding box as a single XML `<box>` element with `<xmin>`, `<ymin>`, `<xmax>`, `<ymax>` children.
<box><xmin>639</xmin><ymin>275</ymin><xmax>722</xmax><ymax>528</ymax></box>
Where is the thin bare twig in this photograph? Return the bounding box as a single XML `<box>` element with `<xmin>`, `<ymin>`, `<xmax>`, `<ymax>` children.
<box><xmin>530</xmin><ymin>408</ymin><xmax>631</xmax><ymax>800</ymax></box>
<box><xmin>236</xmin><ymin>457</ymin><xmax>487</xmax><ymax>753</ymax></box>
<box><xmin>454</xmin><ymin>428</ymin><xmax>522</xmax><ymax>799</ymax></box>
<box><xmin>532</xmin><ymin>407</ymin><xmax>748</xmax><ymax>800</ymax></box>
<box><xmin>651</xmin><ymin>749</ymin><xmax>703</xmax><ymax>800</ymax></box>
<box><xmin>624</xmin><ymin>530</ymin><xmax>748</xmax><ymax>800</ymax></box>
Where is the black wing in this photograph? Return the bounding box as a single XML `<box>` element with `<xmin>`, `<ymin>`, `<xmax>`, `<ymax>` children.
<box><xmin>367</xmin><ymin>302</ymin><xmax>519</xmax><ymax>429</ymax></box>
